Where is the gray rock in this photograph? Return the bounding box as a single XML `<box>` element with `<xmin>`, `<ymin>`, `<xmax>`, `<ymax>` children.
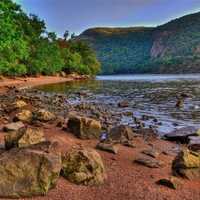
<box><xmin>164</xmin><ymin>127</ymin><xmax>197</xmax><ymax>143</ymax></box>
<box><xmin>134</xmin><ymin>156</ymin><xmax>164</xmax><ymax>168</ymax></box>
<box><xmin>96</xmin><ymin>142</ymin><xmax>118</xmax><ymax>154</ymax></box>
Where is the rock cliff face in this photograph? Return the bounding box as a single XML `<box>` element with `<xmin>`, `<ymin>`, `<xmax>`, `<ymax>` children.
<box><xmin>78</xmin><ymin>12</ymin><xmax>200</xmax><ymax>74</ymax></box>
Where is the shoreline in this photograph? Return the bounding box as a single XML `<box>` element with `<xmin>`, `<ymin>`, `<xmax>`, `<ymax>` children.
<box><xmin>0</xmin><ymin>74</ymin><xmax>89</xmax><ymax>94</ymax></box>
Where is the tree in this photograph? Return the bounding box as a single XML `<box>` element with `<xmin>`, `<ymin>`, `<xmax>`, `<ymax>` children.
<box><xmin>63</xmin><ymin>30</ymin><xmax>69</xmax><ymax>41</ymax></box>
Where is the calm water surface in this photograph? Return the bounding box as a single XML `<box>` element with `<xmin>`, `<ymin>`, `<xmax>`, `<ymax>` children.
<box><xmin>37</xmin><ymin>74</ymin><xmax>200</xmax><ymax>135</ymax></box>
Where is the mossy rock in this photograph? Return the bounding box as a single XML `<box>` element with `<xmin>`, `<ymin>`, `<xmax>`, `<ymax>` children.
<box><xmin>61</xmin><ymin>148</ymin><xmax>107</xmax><ymax>185</ymax></box>
<box><xmin>5</xmin><ymin>127</ymin><xmax>46</xmax><ymax>149</ymax></box>
<box><xmin>0</xmin><ymin>142</ymin><xmax>61</xmax><ymax>198</ymax></box>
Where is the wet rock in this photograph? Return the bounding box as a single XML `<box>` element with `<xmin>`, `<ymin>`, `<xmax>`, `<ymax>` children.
<box><xmin>156</xmin><ymin>177</ymin><xmax>180</xmax><ymax>190</ymax></box>
<box><xmin>34</xmin><ymin>109</ymin><xmax>56</xmax><ymax>122</ymax></box>
<box><xmin>142</xmin><ymin>148</ymin><xmax>159</xmax><ymax>158</ymax></box>
<box><xmin>0</xmin><ymin>142</ymin><xmax>61</xmax><ymax>198</ymax></box>
<box><xmin>96</xmin><ymin>142</ymin><xmax>118</xmax><ymax>154</ymax></box>
<box><xmin>67</xmin><ymin>115</ymin><xmax>101</xmax><ymax>139</ymax></box>
<box><xmin>164</xmin><ymin>127</ymin><xmax>197</xmax><ymax>143</ymax></box>
<box><xmin>5</xmin><ymin>127</ymin><xmax>45</xmax><ymax>149</ymax></box>
<box><xmin>188</xmin><ymin>136</ymin><xmax>200</xmax><ymax>151</ymax></box>
<box><xmin>175</xmin><ymin>98</ymin><xmax>184</xmax><ymax>108</ymax></box>
<box><xmin>3</xmin><ymin>121</ymin><xmax>25</xmax><ymax>132</ymax></box>
<box><xmin>134</xmin><ymin>156</ymin><xmax>164</xmax><ymax>168</ymax></box>
<box><xmin>172</xmin><ymin>149</ymin><xmax>200</xmax><ymax>180</ymax></box>
<box><xmin>14</xmin><ymin>109</ymin><xmax>33</xmax><ymax>123</ymax></box>
<box><xmin>108</xmin><ymin>125</ymin><xmax>134</xmax><ymax>144</ymax></box>
<box><xmin>61</xmin><ymin>148</ymin><xmax>107</xmax><ymax>185</ymax></box>
<box><xmin>118</xmin><ymin>100</ymin><xmax>129</xmax><ymax>108</ymax></box>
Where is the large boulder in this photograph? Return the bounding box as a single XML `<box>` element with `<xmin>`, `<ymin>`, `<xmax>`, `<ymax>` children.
<box><xmin>0</xmin><ymin>142</ymin><xmax>61</xmax><ymax>198</ymax></box>
<box><xmin>108</xmin><ymin>125</ymin><xmax>134</xmax><ymax>144</ymax></box>
<box><xmin>67</xmin><ymin>115</ymin><xmax>101</xmax><ymax>139</ymax></box>
<box><xmin>15</xmin><ymin>110</ymin><xmax>33</xmax><ymax>123</ymax></box>
<box><xmin>5</xmin><ymin>127</ymin><xmax>45</xmax><ymax>149</ymax></box>
<box><xmin>61</xmin><ymin>148</ymin><xmax>107</xmax><ymax>185</ymax></box>
<box><xmin>3</xmin><ymin>121</ymin><xmax>25</xmax><ymax>132</ymax></box>
<box><xmin>172</xmin><ymin>149</ymin><xmax>200</xmax><ymax>180</ymax></box>
<box><xmin>34</xmin><ymin>109</ymin><xmax>56</xmax><ymax>122</ymax></box>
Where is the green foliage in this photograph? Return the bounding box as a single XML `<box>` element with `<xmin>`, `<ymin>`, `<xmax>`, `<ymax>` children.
<box><xmin>79</xmin><ymin>12</ymin><xmax>200</xmax><ymax>74</ymax></box>
<box><xmin>0</xmin><ymin>0</ymin><xmax>100</xmax><ymax>76</ymax></box>
<box><xmin>60</xmin><ymin>40</ymin><xmax>100</xmax><ymax>75</ymax></box>
<box><xmin>28</xmin><ymin>39</ymin><xmax>64</xmax><ymax>75</ymax></box>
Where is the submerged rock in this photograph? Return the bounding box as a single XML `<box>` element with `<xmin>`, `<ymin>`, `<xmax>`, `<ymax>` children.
<box><xmin>61</xmin><ymin>148</ymin><xmax>107</xmax><ymax>185</ymax></box>
<box><xmin>172</xmin><ymin>149</ymin><xmax>200</xmax><ymax>180</ymax></box>
<box><xmin>0</xmin><ymin>142</ymin><xmax>61</xmax><ymax>198</ymax></box>
<box><xmin>67</xmin><ymin>115</ymin><xmax>101</xmax><ymax>139</ymax></box>
<box><xmin>118</xmin><ymin>100</ymin><xmax>129</xmax><ymax>108</ymax></box>
<box><xmin>5</xmin><ymin>127</ymin><xmax>45</xmax><ymax>149</ymax></box>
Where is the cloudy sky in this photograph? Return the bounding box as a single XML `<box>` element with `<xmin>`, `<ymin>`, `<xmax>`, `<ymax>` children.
<box><xmin>14</xmin><ymin>0</ymin><xmax>200</xmax><ymax>36</ymax></box>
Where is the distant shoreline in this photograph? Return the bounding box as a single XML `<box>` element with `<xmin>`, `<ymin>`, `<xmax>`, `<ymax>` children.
<box><xmin>0</xmin><ymin>74</ymin><xmax>89</xmax><ymax>94</ymax></box>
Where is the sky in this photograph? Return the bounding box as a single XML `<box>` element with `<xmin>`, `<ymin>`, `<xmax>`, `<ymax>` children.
<box><xmin>14</xmin><ymin>0</ymin><xmax>200</xmax><ymax>36</ymax></box>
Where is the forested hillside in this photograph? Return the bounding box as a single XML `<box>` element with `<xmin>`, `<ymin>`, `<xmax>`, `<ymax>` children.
<box><xmin>79</xmin><ymin>12</ymin><xmax>200</xmax><ymax>74</ymax></box>
<box><xmin>0</xmin><ymin>0</ymin><xmax>100</xmax><ymax>76</ymax></box>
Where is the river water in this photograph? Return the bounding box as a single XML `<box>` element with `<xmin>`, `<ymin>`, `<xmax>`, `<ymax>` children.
<box><xmin>37</xmin><ymin>74</ymin><xmax>200</xmax><ymax>135</ymax></box>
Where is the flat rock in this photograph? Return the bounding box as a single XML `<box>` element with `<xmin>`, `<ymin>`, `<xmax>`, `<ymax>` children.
<box><xmin>156</xmin><ymin>176</ymin><xmax>180</xmax><ymax>189</ymax></box>
<box><xmin>96</xmin><ymin>142</ymin><xmax>119</xmax><ymax>154</ymax></box>
<box><xmin>188</xmin><ymin>136</ymin><xmax>200</xmax><ymax>151</ymax></box>
<box><xmin>142</xmin><ymin>148</ymin><xmax>159</xmax><ymax>158</ymax></box>
<box><xmin>3</xmin><ymin>121</ymin><xmax>25</xmax><ymax>132</ymax></box>
<box><xmin>134</xmin><ymin>156</ymin><xmax>164</xmax><ymax>168</ymax></box>
<box><xmin>164</xmin><ymin>126</ymin><xmax>197</xmax><ymax>143</ymax></box>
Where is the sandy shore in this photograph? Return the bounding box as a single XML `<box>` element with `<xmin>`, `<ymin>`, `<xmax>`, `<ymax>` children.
<box><xmin>0</xmin><ymin>75</ymin><xmax>87</xmax><ymax>93</ymax></box>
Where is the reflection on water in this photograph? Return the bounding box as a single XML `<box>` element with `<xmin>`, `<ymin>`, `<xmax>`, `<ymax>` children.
<box><xmin>37</xmin><ymin>74</ymin><xmax>200</xmax><ymax>134</ymax></box>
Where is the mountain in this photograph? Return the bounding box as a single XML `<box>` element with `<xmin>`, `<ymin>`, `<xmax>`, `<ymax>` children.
<box><xmin>78</xmin><ymin>12</ymin><xmax>200</xmax><ymax>74</ymax></box>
